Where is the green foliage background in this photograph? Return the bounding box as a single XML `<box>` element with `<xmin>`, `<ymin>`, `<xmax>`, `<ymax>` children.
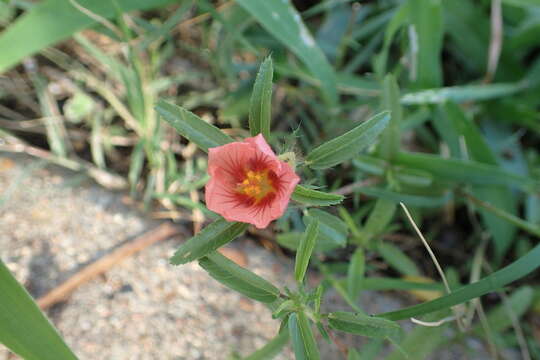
<box><xmin>1</xmin><ymin>0</ymin><xmax>540</xmax><ymax>358</ymax></box>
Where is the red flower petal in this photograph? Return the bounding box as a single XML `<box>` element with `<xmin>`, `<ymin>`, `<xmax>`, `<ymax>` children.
<box><xmin>205</xmin><ymin>134</ymin><xmax>300</xmax><ymax>229</ymax></box>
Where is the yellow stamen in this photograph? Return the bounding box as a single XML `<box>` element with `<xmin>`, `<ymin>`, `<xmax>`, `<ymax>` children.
<box><xmin>237</xmin><ymin>169</ymin><xmax>275</xmax><ymax>203</ymax></box>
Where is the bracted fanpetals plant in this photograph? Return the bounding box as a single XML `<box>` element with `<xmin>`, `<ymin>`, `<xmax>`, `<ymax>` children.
<box><xmin>154</xmin><ymin>57</ymin><xmax>540</xmax><ymax>359</ymax></box>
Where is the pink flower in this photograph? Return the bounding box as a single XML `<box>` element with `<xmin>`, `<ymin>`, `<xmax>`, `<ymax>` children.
<box><xmin>205</xmin><ymin>134</ymin><xmax>300</xmax><ymax>229</ymax></box>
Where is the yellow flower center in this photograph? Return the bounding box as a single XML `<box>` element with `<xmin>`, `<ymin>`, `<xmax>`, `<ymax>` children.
<box><xmin>237</xmin><ymin>170</ymin><xmax>275</xmax><ymax>203</ymax></box>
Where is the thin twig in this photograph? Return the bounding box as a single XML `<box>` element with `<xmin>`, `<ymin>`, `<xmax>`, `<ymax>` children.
<box><xmin>400</xmin><ymin>202</ymin><xmax>466</xmax><ymax>331</ymax></box>
<box><xmin>173</xmin><ymin>1</ymin><xmax>233</xmax><ymax>33</ymax></box>
<box><xmin>37</xmin><ymin>223</ymin><xmax>180</xmax><ymax>309</ymax></box>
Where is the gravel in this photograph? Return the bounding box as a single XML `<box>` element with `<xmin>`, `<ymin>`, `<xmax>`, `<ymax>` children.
<box><xmin>0</xmin><ymin>154</ymin><xmax>293</xmax><ymax>360</ymax></box>
<box><xmin>0</xmin><ymin>154</ymin><xmax>515</xmax><ymax>360</ymax></box>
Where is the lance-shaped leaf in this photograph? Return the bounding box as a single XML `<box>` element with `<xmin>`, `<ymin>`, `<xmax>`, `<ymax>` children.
<box><xmin>291</xmin><ymin>185</ymin><xmax>344</xmax><ymax>207</ymax></box>
<box><xmin>377</xmin><ymin>243</ymin><xmax>420</xmax><ymax>277</ymax></box>
<box><xmin>249</xmin><ymin>57</ymin><xmax>273</xmax><ymax>139</ymax></box>
<box><xmin>395</xmin><ymin>151</ymin><xmax>538</xmax><ymax>190</ymax></box>
<box><xmin>170</xmin><ymin>218</ymin><xmax>248</xmax><ymax>265</ymax></box>
<box><xmin>244</xmin><ymin>329</ymin><xmax>289</xmax><ymax>360</ymax></box>
<box><xmin>409</xmin><ymin>0</ymin><xmax>444</xmax><ymax>89</ymax></box>
<box><xmin>304</xmin><ymin>209</ymin><xmax>348</xmax><ymax>251</ymax></box>
<box><xmin>327</xmin><ymin>311</ymin><xmax>403</xmax><ymax>342</ymax></box>
<box><xmin>156</xmin><ymin>99</ymin><xmax>233</xmax><ymax>152</ymax></box>
<box><xmin>306</xmin><ymin>111</ymin><xmax>390</xmax><ymax>169</ymax></box>
<box><xmin>199</xmin><ymin>252</ymin><xmax>280</xmax><ymax>303</ymax></box>
<box><xmin>379</xmin><ymin>74</ymin><xmax>402</xmax><ymax>160</ymax></box>
<box><xmin>347</xmin><ymin>248</ymin><xmax>365</xmax><ymax>301</ymax></box>
<box><xmin>347</xmin><ymin>348</ymin><xmax>361</xmax><ymax>360</ymax></box>
<box><xmin>294</xmin><ymin>219</ymin><xmax>319</xmax><ymax>283</ymax></box>
<box><xmin>354</xmin><ymin>198</ymin><xmax>396</xmax><ymax>246</ymax></box>
<box><xmin>0</xmin><ymin>260</ymin><xmax>78</xmax><ymax>360</ymax></box>
<box><xmin>288</xmin><ymin>313</ymin><xmax>321</xmax><ymax>360</ymax></box>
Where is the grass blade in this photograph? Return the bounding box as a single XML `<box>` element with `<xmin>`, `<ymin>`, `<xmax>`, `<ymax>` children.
<box><xmin>408</xmin><ymin>0</ymin><xmax>443</xmax><ymax>88</ymax></box>
<box><xmin>0</xmin><ymin>260</ymin><xmax>78</xmax><ymax>360</ymax></box>
<box><xmin>377</xmin><ymin>242</ymin><xmax>420</xmax><ymax>277</ymax></box>
<box><xmin>444</xmin><ymin>102</ymin><xmax>517</xmax><ymax>259</ymax></box>
<box><xmin>395</xmin><ymin>151</ymin><xmax>538</xmax><ymax>191</ymax></box>
<box><xmin>236</xmin><ymin>0</ymin><xmax>337</xmax><ymax>106</ymax></box>
<box><xmin>379</xmin><ymin>74</ymin><xmax>402</xmax><ymax>160</ymax></box>
<box><xmin>377</xmin><ymin>243</ymin><xmax>540</xmax><ymax>320</ymax></box>
<box><xmin>0</xmin><ymin>0</ymin><xmax>176</xmax><ymax>73</ymax></box>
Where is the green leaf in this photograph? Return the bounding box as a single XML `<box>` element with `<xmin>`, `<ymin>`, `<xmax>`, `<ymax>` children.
<box><xmin>379</xmin><ymin>74</ymin><xmax>402</xmax><ymax>160</ymax></box>
<box><xmin>314</xmin><ymin>285</ymin><xmax>323</xmax><ymax>314</ymax></box>
<box><xmin>384</xmin><ymin>312</ymin><xmax>448</xmax><ymax>360</ymax></box>
<box><xmin>294</xmin><ymin>219</ymin><xmax>320</xmax><ymax>283</ymax></box>
<box><xmin>355</xmin><ymin>187</ymin><xmax>452</xmax><ymax>208</ymax></box>
<box><xmin>501</xmin><ymin>0</ymin><xmax>540</xmax><ymax>7</ymax></box>
<box><xmin>244</xmin><ymin>329</ymin><xmax>289</xmax><ymax>360</ymax></box>
<box><xmin>355</xmin><ymin>198</ymin><xmax>396</xmax><ymax>245</ymax></box>
<box><xmin>409</xmin><ymin>0</ymin><xmax>443</xmax><ymax>88</ymax></box>
<box><xmin>156</xmin><ymin>99</ymin><xmax>233</xmax><ymax>153</ymax></box>
<box><xmin>288</xmin><ymin>312</ymin><xmax>321</xmax><ymax>360</ymax></box>
<box><xmin>0</xmin><ymin>259</ymin><xmax>78</xmax><ymax>360</ymax></box>
<box><xmin>395</xmin><ymin>151</ymin><xmax>538</xmax><ymax>191</ymax></box>
<box><xmin>360</xmin><ymin>277</ymin><xmax>444</xmax><ymax>292</ymax></box>
<box><xmin>128</xmin><ymin>141</ymin><xmax>145</xmax><ymax>197</ymax></box>
<box><xmin>347</xmin><ymin>248</ymin><xmax>365</xmax><ymax>301</ymax></box>
<box><xmin>373</xmin><ymin>2</ymin><xmax>409</xmax><ymax>77</ymax></box>
<box><xmin>236</xmin><ymin>0</ymin><xmax>337</xmax><ymax>106</ymax></box>
<box><xmin>249</xmin><ymin>56</ymin><xmax>274</xmax><ymax>139</ymax></box>
<box><xmin>304</xmin><ymin>209</ymin><xmax>348</xmax><ymax>251</ymax></box>
<box><xmin>0</xmin><ymin>0</ymin><xmax>176</xmax><ymax>73</ymax></box>
<box><xmin>401</xmin><ymin>82</ymin><xmax>526</xmax><ymax>105</ymax></box>
<box><xmin>306</xmin><ymin>111</ymin><xmax>391</xmax><ymax>169</ymax></box>
<box><xmin>291</xmin><ymin>185</ymin><xmax>344</xmax><ymax>207</ymax></box>
<box><xmin>348</xmin><ymin>348</ymin><xmax>361</xmax><ymax>360</ymax></box>
<box><xmin>444</xmin><ymin>102</ymin><xmax>517</xmax><ymax>260</ymax></box>
<box><xmin>199</xmin><ymin>252</ymin><xmax>280</xmax><ymax>303</ymax></box>
<box><xmin>377</xmin><ymin>242</ymin><xmax>420</xmax><ymax>277</ymax></box>
<box><xmin>377</xmin><ymin>243</ymin><xmax>540</xmax><ymax>321</ymax></box>
<box><xmin>327</xmin><ymin>311</ymin><xmax>403</xmax><ymax>342</ymax></box>
<box><xmin>170</xmin><ymin>218</ymin><xmax>248</xmax><ymax>265</ymax></box>
<box><xmin>353</xmin><ymin>156</ymin><xmax>433</xmax><ymax>187</ymax></box>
